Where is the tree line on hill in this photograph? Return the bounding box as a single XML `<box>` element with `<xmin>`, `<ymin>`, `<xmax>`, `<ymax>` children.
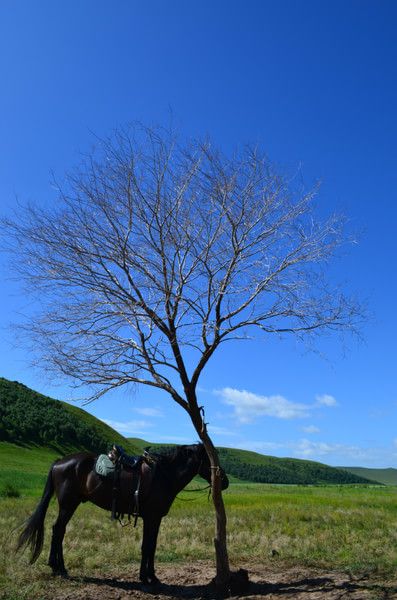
<box><xmin>217</xmin><ymin>449</ymin><xmax>373</xmax><ymax>485</ymax></box>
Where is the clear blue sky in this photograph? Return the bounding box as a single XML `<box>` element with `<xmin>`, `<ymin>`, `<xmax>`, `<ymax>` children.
<box><xmin>1</xmin><ymin>1</ymin><xmax>396</xmax><ymax>468</ymax></box>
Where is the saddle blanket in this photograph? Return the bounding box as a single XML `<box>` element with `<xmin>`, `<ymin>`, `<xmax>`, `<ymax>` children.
<box><xmin>95</xmin><ymin>454</ymin><xmax>115</xmax><ymax>477</ymax></box>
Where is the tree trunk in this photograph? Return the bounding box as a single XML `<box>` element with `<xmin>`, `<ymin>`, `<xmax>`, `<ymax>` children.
<box><xmin>199</xmin><ymin>430</ymin><xmax>231</xmax><ymax>588</ymax></box>
<box><xmin>187</xmin><ymin>398</ymin><xmax>245</xmax><ymax>592</ymax></box>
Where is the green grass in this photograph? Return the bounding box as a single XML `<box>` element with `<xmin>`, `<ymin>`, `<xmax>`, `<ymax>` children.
<box><xmin>0</xmin><ymin>443</ymin><xmax>62</xmax><ymax>497</ymax></box>
<box><xmin>1</xmin><ymin>483</ymin><xmax>396</xmax><ymax>599</ymax></box>
<box><xmin>222</xmin><ymin>483</ymin><xmax>397</xmax><ymax>571</ymax></box>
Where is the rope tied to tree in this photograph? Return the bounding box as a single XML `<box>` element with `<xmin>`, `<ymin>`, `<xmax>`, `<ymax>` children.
<box><xmin>211</xmin><ymin>465</ymin><xmax>221</xmax><ymax>476</ymax></box>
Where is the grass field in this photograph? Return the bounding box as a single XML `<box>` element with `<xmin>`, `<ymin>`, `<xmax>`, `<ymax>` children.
<box><xmin>0</xmin><ymin>443</ymin><xmax>62</xmax><ymax>498</ymax></box>
<box><xmin>2</xmin><ymin>383</ymin><xmax>396</xmax><ymax>598</ymax></box>
<box><xmin>1</xmin><ymin>482</ymin><xmax>396</xmax><ymax>599</ymax></box>
<box><xmin>1</xmin><ymin>441</ymin><xmax>396</xmax><ymax>598</ymax></box>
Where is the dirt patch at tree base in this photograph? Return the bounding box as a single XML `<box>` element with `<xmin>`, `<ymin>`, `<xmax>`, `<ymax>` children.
<box><xmin>54</xmin><ymin>562</ymin><xmax>397</xmax><ymax>600</ymax></box>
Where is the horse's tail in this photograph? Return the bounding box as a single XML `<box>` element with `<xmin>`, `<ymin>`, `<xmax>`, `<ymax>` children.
<box><xmin>16</xmin><ymin>463</ymin><xmax>55</xmax><ymax>563</ymax></box>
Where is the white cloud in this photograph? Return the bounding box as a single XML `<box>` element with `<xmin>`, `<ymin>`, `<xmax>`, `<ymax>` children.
<box><xmin>133</xmin><ymin>407</ymin><xmax>163</xmax><ymax>417</ymax></box>
<box><xmin>292</xmin><ymin>438</ymin><xmax>384</xmax><ymax>463</ymax></box>
<box><xmin>291</xmin><ymin>439</ymin><xmax>397</xmax><ymax>465</ymax></box>
<box><xmin>101</xmin><ymin>418</ymin><xmax>152</xmax><ymax>435</ymax></box>
<box><xmin>238</xmin><ymin>438</ymin><xmax>397</xmax><ymax>466</ymax></box>
<box><xmin>302</xmin><ymin>425</ymin><xmax>321</xmax><ymax>434</ymax></box>
<box><xmin>316</xmin><ymin>394</ymin><xmax>338</xmax><ymax>407</ymax></box>
<box><xmin>294</xmin><ymin>438</ymin><xmax>341</xmax><ymax>458</ymax></box>
<box><xmin>216</xmin><ymin>387</ymin><xmax>311</xmax><ymax>422</ymax></box>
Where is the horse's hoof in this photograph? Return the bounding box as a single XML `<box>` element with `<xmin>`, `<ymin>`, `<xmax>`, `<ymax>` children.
<box><xmin>140</xmin><ymin>575</ymin><xmax>161</xmax><ymax>586</ymax></box>
<box><xmin>51</xmin><ymin>568</ymin><xmax>69</xmax><ymax>578</ymax></box>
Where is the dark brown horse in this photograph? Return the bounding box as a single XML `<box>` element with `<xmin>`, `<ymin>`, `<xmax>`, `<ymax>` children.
<box><xmin>17</xmin><ymin>443</ymin><xmax>229</xmax><ymax>584</ymax></box>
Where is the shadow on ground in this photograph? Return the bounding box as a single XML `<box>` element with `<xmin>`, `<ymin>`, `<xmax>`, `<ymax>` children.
<box><xmin>68</xmin><ymin>572</ymin><xmax>397</xmax><ymax>599</ymax></box>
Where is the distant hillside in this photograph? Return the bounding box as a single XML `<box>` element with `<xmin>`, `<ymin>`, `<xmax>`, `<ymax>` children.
<box><xmin>128</xmin><ymin>438</ymin><xmax>377</xmax><ymax>485</ymax></box>
<box><xmin>340</xmin><ymin>466</ymin><xmax>397</xmax><ymax>486</ymax></box>
<box><xmin>0</xmin><ymin>377</ymin><xmax>140</xmax><ymax>454</ymax></box>
<box><xmin>217</xmin><ymin>447</ymin><xmax>377</xmax><ymax>485</ymax></box>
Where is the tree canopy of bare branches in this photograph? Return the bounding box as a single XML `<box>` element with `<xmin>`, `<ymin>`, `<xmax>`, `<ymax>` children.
<box><xmin>2</xmin><ymin>125</ymin><xmax>362</xmax><ymax>589</ymax></box>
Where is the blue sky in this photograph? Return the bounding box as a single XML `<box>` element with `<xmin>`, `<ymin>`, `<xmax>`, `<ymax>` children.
<box><xmin>1</xmin><ymin>1</ymin><xmax>396</xmax><ymax>468</ymax></box>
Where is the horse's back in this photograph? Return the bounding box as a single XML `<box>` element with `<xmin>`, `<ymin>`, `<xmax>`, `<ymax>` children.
<box><xmin>51</xmin><ymin>452</ymin><xmax>96</xmax><ymax>500</ymax></box>
<box><xmin>52</xmin><ymin>452</ymin><xmax>96</xmax><ymax>476</ymax></box>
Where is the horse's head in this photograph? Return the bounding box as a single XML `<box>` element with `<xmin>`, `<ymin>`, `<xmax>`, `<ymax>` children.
<box><xmin>197</xmin><ymin>444</ymin><xmax>229</xmax><ymax>490</ymax></box>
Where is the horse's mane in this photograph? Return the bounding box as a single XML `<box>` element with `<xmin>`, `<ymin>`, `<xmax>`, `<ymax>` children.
<box><xmin>146</xmin><ymin>442</ymin><xmax>203</xmax><ymax>465</ymax></box>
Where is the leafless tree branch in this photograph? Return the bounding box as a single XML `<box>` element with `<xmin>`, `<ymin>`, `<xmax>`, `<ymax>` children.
<box><xmin>2</xmin><ymin>126</ymin><xmax>363</xmax><ymax>402</ymax></box>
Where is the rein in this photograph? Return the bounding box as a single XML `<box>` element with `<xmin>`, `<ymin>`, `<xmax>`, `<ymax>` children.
<box><xmin>175</xmin><ymin>487</ymin><xmax>211</xmax><ymax>503</ymax></box>
<box><xmin>181</xmin><ymin>483</ymin><xmax>211</xmax><ymax>493</ymax></box>
<box><xmin>175</xmin><ymin>456</ymin><xmax>212</xmax><ymax>501</ymax></box>
<box><xmin>177</xmin><ymin>463</ymin><xmax>223</xmax><ymax>499</ymax></box>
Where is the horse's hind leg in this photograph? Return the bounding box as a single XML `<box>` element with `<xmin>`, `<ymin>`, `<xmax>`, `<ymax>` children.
<box><xmin>48</xmin><ymin>500</ymin><xmax>80</xmax><ymax>576</ymax></box>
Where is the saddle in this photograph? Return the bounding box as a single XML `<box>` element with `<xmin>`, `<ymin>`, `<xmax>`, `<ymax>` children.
<box><xmin>107</xmin><ymin>444</ymin><xmax>145</xmax><ymax>470</ymax></box>
<box><xmin>95</xmin><ymin>445</ymin><xmax>153</xmax><ymax>526</ymax></box>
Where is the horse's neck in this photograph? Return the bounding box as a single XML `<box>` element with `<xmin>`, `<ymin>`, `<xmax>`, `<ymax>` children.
<box><xmin>169</xmin><ymin>456</ymin><xmax>198</xmax><ymax>495</ymax></box>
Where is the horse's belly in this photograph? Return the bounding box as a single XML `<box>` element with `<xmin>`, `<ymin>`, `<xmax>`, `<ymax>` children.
<box><xmin>84</xmin><ymin>470</ymin><xmax>137</xmax><ymax>514</ymax></box>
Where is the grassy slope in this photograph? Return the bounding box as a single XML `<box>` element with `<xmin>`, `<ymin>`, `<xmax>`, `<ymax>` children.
<box><xmin>0</xmin><ymin>378</ymin><xmax>142</xmax><ymax>496</ymax></box>
<box><xmin>0</xmin><ymin>442</ymin><xmax>61</xmax><ymax>496</ymax></box>
<box><xmin>341</xmin><ymin>466</ymin><xmax>397</xmax><ymax>486</ymax></box>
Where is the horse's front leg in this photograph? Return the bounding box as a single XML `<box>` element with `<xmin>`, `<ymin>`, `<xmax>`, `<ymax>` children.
<box><xmin>140</xmin><ymin>516</ymin><xmax>162</xmax><ymax>585</ymax></box>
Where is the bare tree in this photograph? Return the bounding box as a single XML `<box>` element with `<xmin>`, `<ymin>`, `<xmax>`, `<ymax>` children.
<box><xmin>3</xmin><ymin>125</ymin><xmax>361</xmax><ymax>590</ymax></box>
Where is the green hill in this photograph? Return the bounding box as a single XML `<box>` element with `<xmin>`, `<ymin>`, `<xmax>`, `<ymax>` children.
<box><xmin>0</xmin><ymin>377</ymin><xmax>140</xmax><ymax>455</ymax></box>
<box><xmin>216</xmin><ymin>447</ymin><xmax>378</xmax><ymax>485</ymax></box>
<box><xmin>340</xmin><ymin>466</ymin><xmax>397</xmax><ymax>486</ymax></box>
